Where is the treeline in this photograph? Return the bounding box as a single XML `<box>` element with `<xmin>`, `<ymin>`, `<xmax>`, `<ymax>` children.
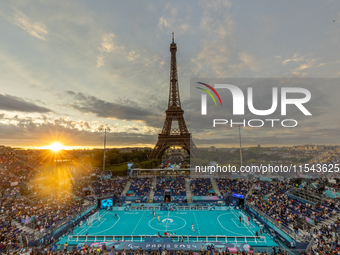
<box><xmin>90</xmin><ymin>149</ymin><xmax>160</xmax><ymax>175</ymax></box>
<box><xmin>193</xmin><ymin>147</ymin><xmax>313</xmax><ymax>167</ymax></box>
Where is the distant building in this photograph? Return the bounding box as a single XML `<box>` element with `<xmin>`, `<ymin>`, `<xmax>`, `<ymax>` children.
<box><xmin>260</xmin><ymin>151</ymin><xmax>277</xmax><ymax>155</ymax></box>
<box><xmin>208</xmin><ymin>146</ymin><xmax>217</xmax><ymax>152</ymax></box>
<box><xmin>118</xmin><ymin>147</ymin><xmax>152</xmax><ymax>153</ymax></box>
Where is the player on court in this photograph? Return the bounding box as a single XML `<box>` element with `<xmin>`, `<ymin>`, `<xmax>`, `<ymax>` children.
<box><xmin>191</xmin><ymin>223</ymin><xmax>195</xmax><ymax>232</ymax></box>
<box><xmin>114</xmin><ymin>213</ymin><xmax>118</xmax><ymax>219</ymax></box>
<box><xmin>98</xmin><ymin>215</ymin><xmax>101</xmax><ymax>222</ymax></box>
<box><xmin>153</xmin><ymin>210</ymin><xmax>155</xmax><ymax>218</ymax></box>
<box><xmin>158</xmin><ymin>215</ymin><xmax>160</xmax><ymax>222</ymax></box>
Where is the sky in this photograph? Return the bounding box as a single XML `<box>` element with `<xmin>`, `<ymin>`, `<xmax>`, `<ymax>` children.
<box><xmin>0</xmin><ymin>0</ymin><xmax>340</xmax><ymax>149</ymax></box>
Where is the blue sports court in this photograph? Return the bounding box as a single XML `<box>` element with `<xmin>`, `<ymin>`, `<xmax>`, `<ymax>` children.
<box><xmin>59</xmin><ymin>207</ymin><xmax>276</xmax><ymax>248</ymax></box>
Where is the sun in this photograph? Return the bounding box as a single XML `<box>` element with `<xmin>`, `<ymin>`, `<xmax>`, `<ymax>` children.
<box><xmin>39</xmin><ymin>143</ymin><xmax>71</xmax><ymax>151</ymax></box>
<box><xmin>49</xmin><ymin>143</ymin><xmax>63</xmax><ymax>152</ymax></box>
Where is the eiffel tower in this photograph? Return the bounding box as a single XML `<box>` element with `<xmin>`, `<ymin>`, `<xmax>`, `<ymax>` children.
<box><xmin>149</xmin><ymin>33</ymin><xmax>199</xmax><ymax>160</ymax></box>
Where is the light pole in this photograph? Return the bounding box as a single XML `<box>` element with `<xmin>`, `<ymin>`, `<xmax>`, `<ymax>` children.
<box><xmin>99</xmin><ymin>126</ymin><xmax>111</xmax><ymax>174</ymax></box>
<box><xmin>233</xmin><ymin>125</ymin><xmax>243</xmax><ymax>168</ymax></box>
<box><xmin>238</xmin><ymin>125</ymin><xmax>243</xmax><ymax>167</ymax></box>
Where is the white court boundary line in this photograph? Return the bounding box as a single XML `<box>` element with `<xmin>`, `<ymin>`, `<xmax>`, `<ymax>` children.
<box><xmin>92</xmin><ymin>218</ymin><xmax>107</xmax><ymax>228</ymax></box>
<box><xmin>132</xmin><ymin>211</ymin><xmax>145</xmax><ymax>235</ymax></box>
<box><xmin>77</xmin><ymin>223</ymin><xmax>92</xmax><ymax>236</ymax></box>
<box><xmin>217</xmin><ymin>212</ymin><xmax>245</xmax><ymax>236</ymax></box>
<box><xmin>230</xmin><ymin>218</ymin><xmax>255</xmax><ymax>229</ymax></box>
<box><xmin>148</xmin><ymin>216</ymin><xmax>186</xmax><ymax>232</ymax></box>
<box><xmin>76</xmin><ymin>210</ymin><xmax>258</xmax><ymax>238</ymax></box>
<box><xmin>192</xmin><ymin>211</ymin><xmax>201</xmax><ymax>235</ymax></box>
<box><xmin>231</xmin><ymin>210</ymin><xmax>256</xmax><ymax>236</ymax></box>
<box><xmin>165</xmin><ymin>209</ymin><xmax>170</xmax><ymax>232</ymax></box>
<box><xmin>77</xmin><ymin>210</ymin><xmax>110</xmax><ymax>236</ymax></box>
<box><xmin>91</xmin><ymin>212</ymin><xmax>121</xmax><ymax>235</ymax></box>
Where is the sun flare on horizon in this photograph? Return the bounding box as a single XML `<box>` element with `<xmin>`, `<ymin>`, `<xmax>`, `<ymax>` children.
<box><xmin>46</xmin><ymin>143</ymin><xmax>64</xmax><ymax>151</ymax></box>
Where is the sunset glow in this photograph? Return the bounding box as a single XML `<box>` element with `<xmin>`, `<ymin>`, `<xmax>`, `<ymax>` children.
<box><xmin>46</xmin><ymin>143</ymin><xmax>64</xmax><ymax>151</ymax></box>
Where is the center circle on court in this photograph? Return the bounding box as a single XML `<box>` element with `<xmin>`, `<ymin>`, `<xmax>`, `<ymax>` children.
<box><xmin>148</xmin><ymin>216</ymin><xmax>186</xmax><ymax>232</ymax></box>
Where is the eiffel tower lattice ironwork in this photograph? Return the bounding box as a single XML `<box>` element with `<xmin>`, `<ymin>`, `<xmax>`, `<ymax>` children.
<box><xmin>149</xmin><ymin>33</ymin><xmax>199</xmax><ymax>159</ymax></box>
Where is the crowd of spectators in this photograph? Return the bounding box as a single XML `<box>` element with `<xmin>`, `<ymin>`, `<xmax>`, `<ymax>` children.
<box><xmin>128</xmin><ymin>178</ymin><xmax>152</xmax><ymax>196</ymax></box>
<box><xmin>251</xmin><ymin>181</ymin><xmax>290</xmax><ymax>197</ymax></box>
<box><xmin>0</xmin><ymin>170</ymin><xmax>21</xmax><ymax>198</ymax></box>
<box><xmin>10</xmin><ymin>164</ymin><xmax>37</xmax><ymax>182</ymax></box>
<box><xmin>92</xmin><ymin>178</ymin><xmax>127</xmax><ymax>197</ymax></box>
<box><xmin>0</xmin><ymin>214</ymin><xmax>32</xmax><ymax>254</ymax></box>
<box><xmin>308</xmin><ymin>218</ymin><xmax>340</xmax><ymax>254</ymax></box>
<box><xmin>1</xmin><ymin>191</ymin><xmax>89</xmax><ymax>234</ymax></box>
<box><xmin>0</xmin><ymin>153</ymin><xmax>33</xmax><ymax>200</ymax></box>
<box><xmin>0</xmin><ymin>151</ymin><xmax>98</xmax><ymax>248</ymax></box>
<box><xmin>155</xmin><ymin>177</ymin><xmax>186</xmax><ymax>196</ymax></box>
<box><xmin>190</xmin><ymin>178</ymin><xmax>213</xmax><ymax>196</ymax></box>
<box><xmin>17</xmin><ymin>247</ymin><xmax>268</xmax><ymax>255</ymax></box>
<box><xmin>249</xmin><ymin>193</ymin><xmax>297</xmax><ymax>228</ymax></box>
<box><xmin>249</xmin><ymin>187</ymin><xmax>340</xmax><ymax>230</ymax></box>
<box><xmin>217</xmin><ymin>179</ymin><xmax>251</xmax><ymax>196</ymax></box>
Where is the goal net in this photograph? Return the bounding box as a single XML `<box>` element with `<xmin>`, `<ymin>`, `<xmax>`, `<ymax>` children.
<box><xmin>240</xmin><ymin>212</ymin><xmax>250</xmax><ymax>226</ymax></box>
<box><xmin>87</xmin><ymin>211</ymin><xmax>99</xmax><ymax>225</ymax></box>
<box><xmin>68</xmin><ymin>235</ymin><xmax>77</xmax><ymax>242</ymax></box>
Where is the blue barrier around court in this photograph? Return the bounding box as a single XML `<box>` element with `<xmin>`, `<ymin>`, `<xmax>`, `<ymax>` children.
<box><xmin>28</xmin><ymin>204</ymin><xmax>98</xmax><ymax>247</ymax></box>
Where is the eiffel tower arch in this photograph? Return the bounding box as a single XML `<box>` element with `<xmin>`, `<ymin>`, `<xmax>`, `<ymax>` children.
<box><xmin>149</xmin><ymin>33</ymin><xmax>199</xmax><ymax>160</ymax></box>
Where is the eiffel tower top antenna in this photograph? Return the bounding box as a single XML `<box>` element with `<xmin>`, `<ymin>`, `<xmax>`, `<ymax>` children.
<box><xmin>168</xmin><ymin>32</ymin><xmax>180</xmax><ymax>110</ymax></box>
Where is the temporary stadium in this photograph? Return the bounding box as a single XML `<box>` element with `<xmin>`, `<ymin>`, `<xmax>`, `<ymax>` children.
<box><xmin>1</xmin><ymin>3</ymin><xmax>340</xmax><ymax>254</ymax></box>
<box><xmin>2</xmin><ymin>153</ymin><xmax>340</xmax><ymax>255</ymax></box>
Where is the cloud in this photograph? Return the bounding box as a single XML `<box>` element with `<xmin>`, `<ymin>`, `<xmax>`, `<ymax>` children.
<box><xmin>283</xmin><ymin>56</ymin><xmax>320</xmax><ymax>77</ymax></box>
<box><xmin>127</xmin><ymin>51</ymin><xmax>140</xmax><ymax>62</ymax></box>
<box><xmin>165</xmin><ymin>3</ymin><xmax>178</xmax><ymax>16</ymax></box>
<box><xmin>190</xmin><ymin>0</ymin><xmax>259</xmax><ymax>77</ymax></box>
<box><xmin>66</xmin><ymin>91</ymin><xmax>161</xmax><ymax>128</ymax></box>
<box><xmin>290</xmin><ymin>59</ymin><xmax>318</xmax><ymax>76</ymax></box>
<box><xmin>147</xmin><ymin>4</ymin><xmax>156</xmax><ymax>12</ymax></box>
<box><xmin>238</xmin><ymin>53</ymin><xmax>259</xmax><ymax>72</ymax></box>
<box><xmin>13</xmin><ymin>10</ymin><xmax>48</xmax><ymax>41</ymax></box>
<box><xmin>0</xmin><ymin>94</ymin><xmax>52</xmax><ymax>113</ymax></box>
<box><xmin>100</xmin><ymin>33</ymin><xmax>116</xmax><ymax>53</ymax></box>
<box><xmin>158</xmin><ymin>19</ymin><xmax>192</xmax><ymax>35</ymax></box>
<box><xmin>280</xmin><ymin>53</ymin><xmax>324</xmax><ymax>77</ymax></box>
<box><xmin>199</xmin><ymin>0</ymin><xmax>233</xmax><ymax>37</ymax></box>
<box><xmin>97</xmin><ymin>33</ymin><xmax>117</xmax><ymax>67</ymax></box>
<box><xmin>96</xmin><ymin>56</ymin><xmax>104</xmax><ymax>68</ymax></box>
<box><xmin>1</xmin><ymin>0</ymin><xmax>340</xmax><ymax>148</ymax></box>
<box><xmin>0</xmin><ymin>114</ymin><xmax>162</xmax><ymax>147</ymax></box>
<box><xmin>0</xmin><ymin>115</ymin><xmax>157</xmax><ymax>147</ymax></box>
<box><xmin>157</xmin><ymin>3</ymin><xmax>193</xmax><ymax>35</ymax></box>
<box><xmin>96</xmin><ymin>33</ymin><xmax>141</xmax><ymax>67</ymax></box>
<box><xmin>158</xmin><ymin>17</ymin><xmax>170</xmax><ymax>30</ymax></box>
<box><xmin>282</xmin><ymin>53</ymin><xmax>305</xmax><ymax>65</ymax></box>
